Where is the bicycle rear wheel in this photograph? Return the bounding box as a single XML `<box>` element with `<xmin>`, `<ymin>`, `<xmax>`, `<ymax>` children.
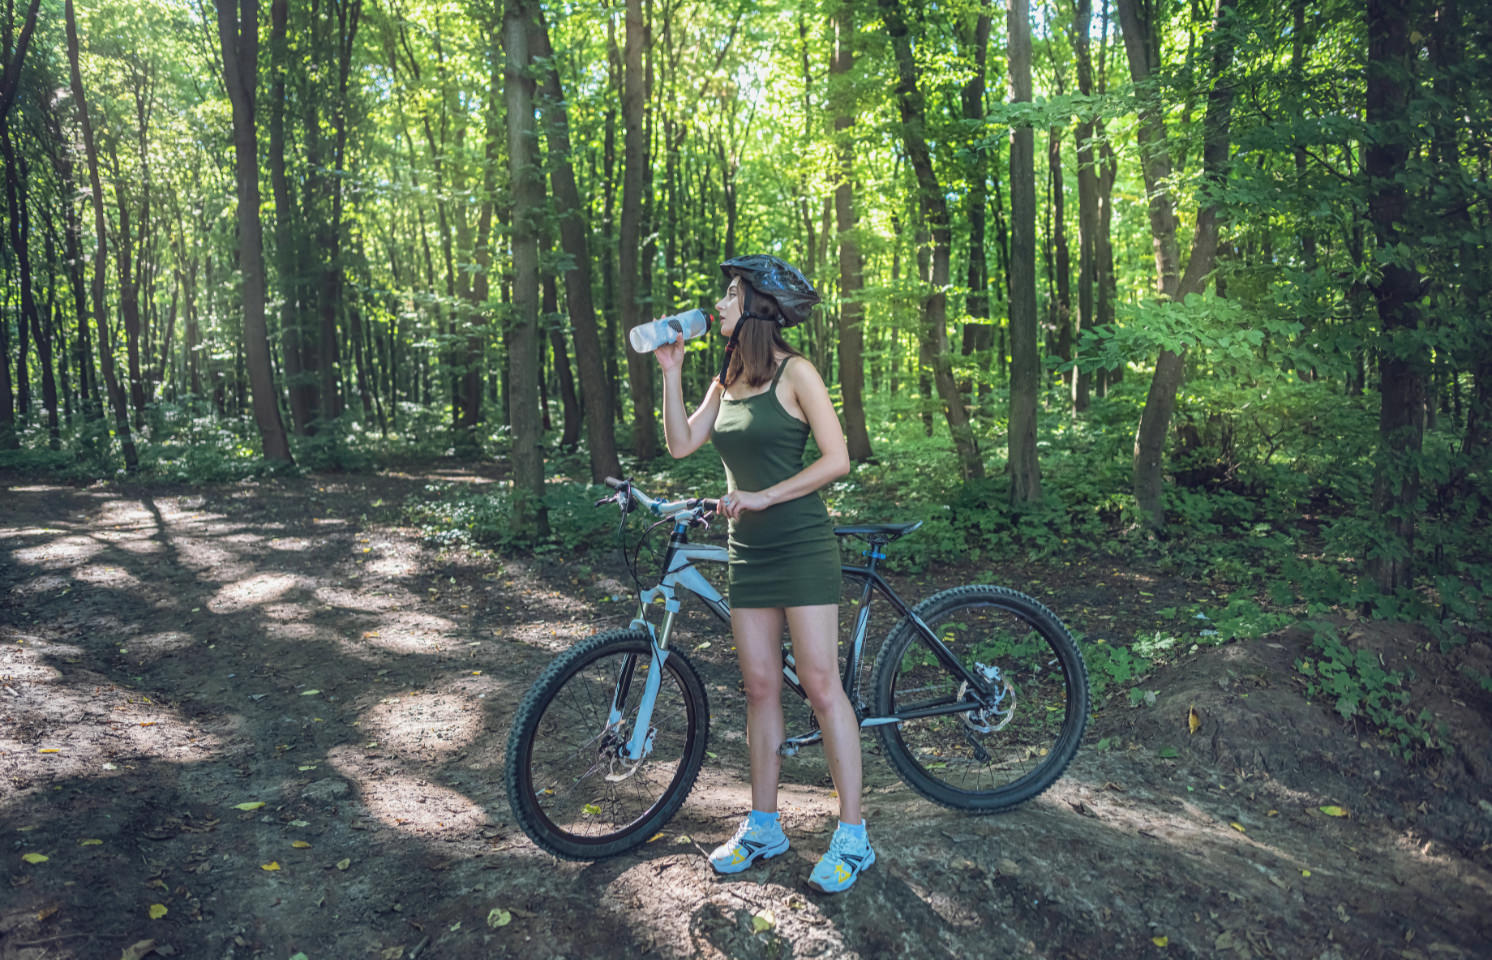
<box><xmin>505</xmin><ymin>629</ymin><xmax>709</xmax><ymax>859</ymax></box>
<box><xmin>870</xmin><ymin>585</ymin><xmax>1088</xmax><ymax>812</ymax></box>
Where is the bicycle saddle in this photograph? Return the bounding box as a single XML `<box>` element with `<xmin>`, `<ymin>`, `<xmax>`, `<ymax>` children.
<box><xmin>833</xmin><ymin>521</ymin><xmax>923</xmax><ymax>542</ymax></box>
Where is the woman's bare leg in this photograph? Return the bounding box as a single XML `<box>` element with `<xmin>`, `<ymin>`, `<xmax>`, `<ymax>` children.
<box><xmin>784</xmin><ymin>604</ymin><xmax>861</xmax><ymax>825</ymax></box>
<box><xmin>731</xmin><ymin>606</ymin><xmax>786</xmax><ymax>813</ymax></box>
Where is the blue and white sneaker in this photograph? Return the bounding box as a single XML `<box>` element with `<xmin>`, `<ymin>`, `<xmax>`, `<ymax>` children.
<box><xmin>807</xmin><ymin>823</ymin><xmax>875</xmax><ymax>893</ymax></box>
<box><xmin>708</xmin><ymin>813</ymin><xmax>790</xmax><ymax>874</ymax></box>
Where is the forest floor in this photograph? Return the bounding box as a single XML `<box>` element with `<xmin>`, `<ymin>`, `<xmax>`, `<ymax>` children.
<box><xmin>1</xmin><ymin>466</ymin><xmax>1489</xmax><ymax>960</ymax></box>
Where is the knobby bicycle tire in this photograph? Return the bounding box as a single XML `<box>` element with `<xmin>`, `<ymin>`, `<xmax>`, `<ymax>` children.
<box><xmin>504</xmin><ymin>629</ymin><xmax>710</xmax><ymax>859</ymax></box>
<box><xmin>870</xmin><ymin>584</ymin><xmax>1089</xmax><ymax>812</ymax></box>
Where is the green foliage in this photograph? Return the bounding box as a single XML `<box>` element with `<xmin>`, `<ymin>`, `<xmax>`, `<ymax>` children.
<box><xmin>1294</xmin><ymin>622</ymin><xmax>1443</xmax><ymax>759</ymax></box>
<box><xmin>402</xmin><ymin>478</ymin><xmax>616</xmax><ymax>553</ymax></box>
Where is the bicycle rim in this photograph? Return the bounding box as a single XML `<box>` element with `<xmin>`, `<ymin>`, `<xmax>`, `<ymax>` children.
<box><xmin>506</xmin><ymin>631</ymin><xmax>708</xmax><ymax>859</ymax></box>
<box><xmin>873</xmin><ymin>586</ymin><xmax>1088</xmax><ymax>811</ymax></box>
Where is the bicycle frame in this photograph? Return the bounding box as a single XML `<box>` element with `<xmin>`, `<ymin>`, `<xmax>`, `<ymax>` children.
<box><xmin>613</xmin><ymin>514</ymin><xmax>996</xmax><ymax>763</ymax></box>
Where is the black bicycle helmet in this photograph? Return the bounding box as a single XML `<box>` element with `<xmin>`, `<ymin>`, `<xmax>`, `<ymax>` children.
<box><xmin>720</xmin><ymin>254</ymin><xmax>821</xmax><ymax>328</ymax></box>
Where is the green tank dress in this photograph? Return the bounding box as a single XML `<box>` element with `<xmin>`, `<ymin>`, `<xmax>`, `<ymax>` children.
<box><xmin>711</xmin><ymin>357</ymin><xmax>841</xmax><ymax>608</ymax></box>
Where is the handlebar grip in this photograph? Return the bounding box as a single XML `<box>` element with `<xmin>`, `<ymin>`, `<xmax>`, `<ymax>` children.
<box><xmin>701</xmin><ymin>499</ymin><xmax>721</xmax><ymax>512</ymax></box>
<box><xmin>604</xmin><ymin>477</ymin><xmax>626</xmax><ymax>490</ymax></box>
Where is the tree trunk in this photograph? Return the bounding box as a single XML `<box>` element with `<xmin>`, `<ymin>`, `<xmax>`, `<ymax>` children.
<box><xmin>1364</xmin><ymin>0</ymin><xmax>1427</xmax><ymax>593</ymax></box>
<box><xmin>217</xmin><ymin>0</ymin><xmax>293</xmax><ymax>462</ymax></box>
<box><xmin>503</xmin><ymin>0</ymin><xmax>548</xmax><ymax>536</ymax></box>
<box><xmin>832</xmin><ymin>9</ymin><xmax>872</xmax><ymax>463</ymax></box>
<box><xmin>57</xmin><ymin>153</ymin><xmax>99</xmax><ymax>419</ymax></box>
<box><xmin>544</xmin><ymin>276</ymin><xmax>581</xmax><ymax>451</ymax></box>
<box><xmin>531</xmin><ymin>5</ymin><xmax>621</xmax><ymax>481</ymax></box>
<box><xmin>269</xmin><ymin>0</ymin><xmax>315</xmax><ymax>435</ymax></box>
<box><xmin>959</xmin><ymin>6</ymin><xmax>994</xmax><ymax>398</ymax></box>
<box><xmin>1049</xmin><ymin>123</ymin><xmax>1073</xmax><ymax>392</ymax></box>
<box><xmin>1007</xmin><ymin>0</ymin><xmax>1042</xmax><ymax>503</ymax></box>
<box><xmin>0</xmin><ymin>0</ymin><xmax>41</xmax><ymax>125</ymax></box>
<box><xmin>0</xmin><ymin>120</ymin><xmax>40</xmax><ymax>447</ymax></box>
<box><xmin>880</xmin><ymin>0</ymin><xmax>984</xmax><ymax>481</ymax></box>
<box><xmin>1118</xmin><ymin>0</ymin><xmax>1237</xmax><ymax>531</ymax></box>
<box><xmin>619</xmin><ymin>0</ymin><xmax>658</xmax><ymax>460</ymax></box>
<box><xmin>65</xmin><ymin>0</ymin><xmax>137</xmax><ymax>470</ymax></box>
<box><xmin>1072</xmin><ymin>0</ymin><xmax>1098</xmax><ymax>411</ymax></box>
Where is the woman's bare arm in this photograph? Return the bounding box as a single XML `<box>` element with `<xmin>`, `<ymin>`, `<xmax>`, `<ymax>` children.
<box><xmin>658</xmin><ymin>336</ymin><xmax>723</xmax><ymax>458</ymax></box>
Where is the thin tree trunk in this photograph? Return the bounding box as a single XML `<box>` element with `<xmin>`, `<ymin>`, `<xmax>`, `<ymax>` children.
<box><xmin>1117</xmin><ymin>0</ymin><xmax>1237</xmax><ymax>531</ymax></box>
<box><xmin>269</xmin><ymin>0</ymin><xmax>314</xmax><ymax>435</ymax></box>
<box><xmin>531</xmin><ymin>5</ymin><xmax>621</xmax><ymax>481</ymax></box>
<box><xmin>880</xmin><ymin>0</ymin><xmax>984</xmax><ymax>481</ymax></box>
<box><xmin>1007</xmin><ymin>0</ymin><xmax>1042</xmax><ymax>503</ymax></box>
<box><xmin>544</xmin><ymin>276</ymin><xmax>581</xmax><ymax>451</ymax></box>
<box><xmin>0</xmin><ymin>120</ymin><xmax>43</xmax><ymax>446</ymax></box>
<box><xmin>1049</xmin><ymin>123</ymin><xmax>1073</xmax><ymax>391</ymax></box>
<box><xmin>57</xmin><ymin>155</ymin><xmax>98</xmax><ymax>419</ymax></box>
<box><xmin>217</xmin><ymin>0</ymin><xmax>293</xmax><ymax>462</ymax></box>
<box><xmin>1073</xmin><ymin>0</ymin><xmax>1098</xmax><ymax>411</ymax></box>
<box><xmin>65</xmin><ymin>0</ymin><xmax>137</xmax><ymax>470</ymax></box>
<box><xmin>620</xmin><ymin>0</ymin><xmax>657</xmax><ymax>459</ymax></box>
<box><xmin>832</xmin><ymin>10</ymin><xmax>872</xmax><ymax>463</ymax></box>
<box><xmin>959</xmin><ymin>5</ymin><xmax>994</xmax><ymax>399</ymax></box>
<box><xmin>503</xmin><ymin>0</ymin><xmax>548</xmax><ymax>536</ymax></box>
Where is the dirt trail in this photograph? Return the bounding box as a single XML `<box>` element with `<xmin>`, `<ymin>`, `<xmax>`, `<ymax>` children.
<box><xmin>1</xmin><ymin>471</ymin><xmax>1487</xmax><ymax>960</ymax></box>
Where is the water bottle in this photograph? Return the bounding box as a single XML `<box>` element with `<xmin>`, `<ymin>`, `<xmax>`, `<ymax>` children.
<box><xmin>628</xmin><ymin>308</ymin><xmax>712</xmax><ymax>353</ymax></box>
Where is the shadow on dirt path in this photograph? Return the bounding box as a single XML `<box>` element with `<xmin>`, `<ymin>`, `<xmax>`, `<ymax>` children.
<box><xmin>1</xmin><ymin>470</ymin><xmax>1487</xmax><ymax>960</ymax></box>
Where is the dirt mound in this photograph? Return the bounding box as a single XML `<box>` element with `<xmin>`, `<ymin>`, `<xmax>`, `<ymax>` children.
<box><xmin>1095</xmin><ymin>620</ymin><xmax>1492</xmax><ymax>865</ymax></box>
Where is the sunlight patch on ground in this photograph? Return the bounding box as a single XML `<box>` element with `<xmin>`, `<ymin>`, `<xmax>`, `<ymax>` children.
<box><xmin>313</xmin><ymin>586</ymin><xmax>405</xmax><ymax>611</ymax></box>
<box><xmin>168</xmin><ymin>538</ymin><xmax>253</xmax><ymax>576</ymax></box>
<box><xmin>11</xmin><ymin>535</ymin><xmax>103</xmax><ymax>566</ymax></box>
<box><xmin>364</xmin><ymin>554</ymin><xmax>420</xmax><ymax>578</ymax></box>
<box><xmin>210</xmin><ymin>573</ymin><xmax>311</xmax><ymax>613</ymax></box>
<box><xmin>602</xmin><ymin>862</ymin><xmax>858</xmax><ymax>960</ymax></box>
<box><xmin>354</xmin><ymin>680</ymin><xmax>494</xmax><ymax>763</ymax></box>
<box><xmin>347</xmin><ymin>615</ymin><xmax>460</xmax><ymax>654</ymax></box>
<box><xmin>72</xmin><ymin>562</ymin><xmax>145</xmax><ymax>590</ymax></box>
<box><xmin>323</xmin><ymin>750</ymin><xmax>491</xmax><ymax>839</ymax></box>
<box><xmin>266</xmin><ymin>537</ymin><xmax>318</xmax><ymax>552</ymax></box>
<box><xmin>0</xmin><ymin>636</ymin><xmax>225</xmax><ymax>815</ymax></box>
<box><xmin>6</xmin><ymin>572</ymin><xmax>70</xmax><ymax>597</ymax></box>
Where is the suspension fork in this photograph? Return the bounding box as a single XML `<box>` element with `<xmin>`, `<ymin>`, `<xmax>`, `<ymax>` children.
<box><xmin>615</xmin><ymin>523</ymin><xmax>689</xmax><ymax>761</ymax></box>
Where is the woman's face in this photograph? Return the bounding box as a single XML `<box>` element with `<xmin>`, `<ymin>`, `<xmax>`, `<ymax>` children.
<box><xmin>715</xmin><ymin>276</ymin><xmax>744</xmax><ymax>336</ymax></box>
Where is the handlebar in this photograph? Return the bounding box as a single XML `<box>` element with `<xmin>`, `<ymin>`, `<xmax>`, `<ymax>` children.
<box><xmin>602</xmin><ymin>477</ymin><xmax>719</xmax><ymax>522</ymax></box>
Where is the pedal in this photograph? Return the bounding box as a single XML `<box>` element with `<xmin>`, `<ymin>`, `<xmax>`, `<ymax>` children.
<box><xmin>778</xmin><ymin>731</ymin><xmax>822</xmax><ymax>757</ymax></box>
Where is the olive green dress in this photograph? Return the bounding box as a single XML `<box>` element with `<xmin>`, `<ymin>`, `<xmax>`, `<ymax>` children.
<box><xmin>711</xmin><ymin>357</ymin><xmax>841</xmax><ymax>608</ymax></box>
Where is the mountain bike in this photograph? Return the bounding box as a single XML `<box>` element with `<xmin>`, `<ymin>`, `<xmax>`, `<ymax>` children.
<box><xmin>504</xmin><ymin>478</ymin><xmax>1089</xmax><ymax>860</ymax></box>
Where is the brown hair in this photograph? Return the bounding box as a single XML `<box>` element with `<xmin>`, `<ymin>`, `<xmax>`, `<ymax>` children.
<box><xmin>723</xmin><ymin>278</ymin><xmax>803</xmax><ymax>389</ymax></box>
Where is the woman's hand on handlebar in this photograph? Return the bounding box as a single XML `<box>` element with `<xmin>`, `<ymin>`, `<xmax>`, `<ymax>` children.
<box><xmin>717</xmin><ymin>488</ymin><xmax>769</xmax><ymax>521</ymax></box>
<box><xmin>654</xmin><ymin>331</ymin><xmax>686</xmax><ymax>373</ymax></box>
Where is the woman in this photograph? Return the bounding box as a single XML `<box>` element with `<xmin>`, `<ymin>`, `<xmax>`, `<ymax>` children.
<box><xmin>654</xmin><ymin>254</ymin><xmax>872</xmax><ymax>894</ymax></box>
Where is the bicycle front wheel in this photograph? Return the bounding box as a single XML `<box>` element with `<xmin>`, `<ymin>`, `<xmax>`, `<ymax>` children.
<box><xmin>504</xmin><ymin>629</ymin><xmax>709</xmax><ymax>859</ymax></box>
<box><xmin>871</xmin><ymin>585</ymin><xmax>1088</xmax><ymax>812</ymax></box>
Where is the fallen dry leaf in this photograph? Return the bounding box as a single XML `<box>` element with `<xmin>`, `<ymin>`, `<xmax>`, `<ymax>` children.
<box><xmin>260</xmin><ymin>861</ymin><xmax>281</xmax><ymax>871</ymax></box>
<box><xmin>21</xmin><ymin>853</ymin><xmax>48</xmax><ymax>864</ymax></box>
<box><xmin>487</xmin><ymin>907</ymin><xmax>512</xmax><ymax>929</ymax></box>
<box><xmin>148</xmin><ymin>903</ymin><xmax>168</xmax><ymax>919</ymax></box>
<box><xmin>1187</xmin><ymin>705</ymin><xmax>1201</xmax><ymax>735</ymax></box>
<box><xmin>121</xmin><ymin>939</ymin><xmax>158</xmax><ymax>960</ymax></box>
<box><xmin>233</xmin><ymin>802</ymin><xmax>265</xmax><ymax>812</ymax></box>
